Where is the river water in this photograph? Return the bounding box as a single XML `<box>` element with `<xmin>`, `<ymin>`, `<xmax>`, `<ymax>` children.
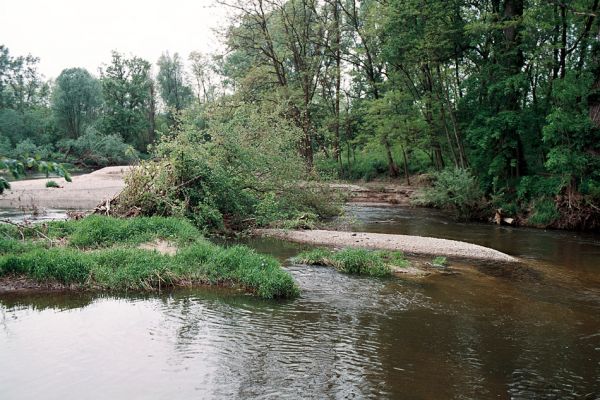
<box><xmin>1</xmin><ymin>205</ymin><xmax>599</xmax><ymax>399</ymax></box>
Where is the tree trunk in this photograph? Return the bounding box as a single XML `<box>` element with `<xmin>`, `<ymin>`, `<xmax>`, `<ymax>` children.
<box><xmin>333</xmin><ymin>0</ymin><xmax>342</xmax><ymax>167</ymax></box>
<box><xmin>384</xmin><ymin>137</ymin><xmax>399</xmax><ymax>177</ymax></box>
<box><xmin>402</xmin><ymin>146</ymin><xmax>411</xmax><ymax>186</ymax></box>
<box><xmin>590</xmin><ymin>26</ymin><xmax>600</xmax><ymax>128</ymax></box>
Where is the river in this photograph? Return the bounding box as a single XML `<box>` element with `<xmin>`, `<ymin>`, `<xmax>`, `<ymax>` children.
<box><xmin>1</xmin><ymin>205</ymin><xmax>599</xmax><ymax>399</ymax></box>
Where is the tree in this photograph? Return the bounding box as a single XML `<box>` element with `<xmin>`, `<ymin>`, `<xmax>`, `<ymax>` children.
<box><xmin>100</xmin><ymin>51</ymin><xmax>154</xmax><ymax>151</ymax></box>
<box><xmin>156</xmin><ymin>52</ymin><xmax>193</xmax><ymax>124</ymax></box>
<box><xmin>52</xmin><ymin>68</ymin><xmax>102</xmax><ymax>139</ymax></box>
<box><xmin>189</xmin><ymin>51</ymin><xmax>219</xmax><ymax>104</ymax></box>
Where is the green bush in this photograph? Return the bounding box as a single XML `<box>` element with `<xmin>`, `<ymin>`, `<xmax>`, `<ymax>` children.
<box><xmin>57</xmin><ymin>128</ymin><xmax>138</xmax><ymax>167</ymax></box>
<box><xmin>516</xmin><ymin>176</ymin><xmax>564</xmax><ymax>203</ymax></box>
<box><xmin>528</xmin><ymin>198</ymin><xmax>560</xmax><ymax>226</ymax></box>
<box><xmin>45</xmin><ymin>180</ymin><xmax>60</xmax><ymax>188</ymax></box>
<box><xmin>412</xmin><ymin>168</ymin><xmax>484</xmax><ymax>219</ymax></box>
<box><xmin>114</xmin><ymin>103</ymin><xmax>342</xmax><ymax>230</ymax></box>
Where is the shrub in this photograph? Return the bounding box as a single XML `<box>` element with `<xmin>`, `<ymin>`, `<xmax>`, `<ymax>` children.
<box><xmin>528</xmin><ymin>198</ymin><xmax>560</xmax><ymax>226</ymax></box>
<box><xmin>57</xmin><ymin>128</ymin><xmax>138</xmax><ymax>167</ymax></box>
<box><xmin>412</xmin><ymin>168</ymin><xmax>484</xmax><ymax>219</ymax></box>
<box><xmin>113</xmin><ymin>103</ymin><xmax>342</xmax><ymax>230</ymax></box>
<box><xmin>516</xmin><ymin>176</ymin><xmax>565</xmax><ymax>203</ymax></box>
<box><xmin>45</xmin><ymin>180</ymin><xmax>60</xmax><ymax>188</ymax></box>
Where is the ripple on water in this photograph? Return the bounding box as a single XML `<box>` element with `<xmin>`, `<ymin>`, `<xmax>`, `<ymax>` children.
<box><xmin>1</xmin><ymin>248</ymin><xmax>600</xmax><ymax>399</ymax></box>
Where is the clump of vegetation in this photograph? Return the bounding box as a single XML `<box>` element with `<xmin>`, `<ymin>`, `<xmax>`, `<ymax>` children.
<box><xmin>0</xmin><ymin>216</ymin><xmax>299</xmax><ymax>299</ymax></box>
<box><xmin>45</xmin><ymin>180</ymin><xmax>60</xmax><ymax>188</ymax></box>
<box><xmin>528</xmin><ymin>198</ymin><xmax>560</xmax><ymax>227</ymax></box>
<box><xmin>292</xmin><ymin>247</ymin><xmax>408</xmax><ymax>277</ymax></box>
<box><xmin>412</xmin><ymin>168</ymin><xmax>484</xmax><ymax>219</ymax></box>
<box><xmin>111</xmin><ymin>104</ymin><xmax>342</xmax><ymax>231</ymax></box>
<box><xmin>56</xmin><ymin>129</ymin><xmax>138</xmax><ymax>167</ymax></box>
<box><xmin>431</xmin><ymin>256</ymin><xmax>447</xmax><ymax>268</ymax></box>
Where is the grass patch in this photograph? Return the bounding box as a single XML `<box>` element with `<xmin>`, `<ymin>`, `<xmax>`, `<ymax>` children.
<box><xmin>432</xmin><ymin>256</ymin><xmax>448</xmax><ymax>268</ymax></box>
<box><xmin>45</xmin><ymin>180</ymin><xmax>60</xmax><ymax>188</ymax></box>
<box><xmin>528</xmin><ymin>198</ymin><xmax>559</xmax><ymax>226</ymax></box>
<box><xmin>0</xmin><ymin>216</ymin><xmax>299</xmax><ymax>299</ymax></box>
<box><xmin>292</xmin><ymin>247</ymin><xmax>409</xmax><ymax>277</ymax></box>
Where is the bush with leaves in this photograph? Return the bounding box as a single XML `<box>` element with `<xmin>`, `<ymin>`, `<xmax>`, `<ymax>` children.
<box><xmin>114</xmin><ymin>102</ymin><xmax>342</xmax><ymax>230</ymax></box>
<box><xmin>57</xmin><ymin>128</ymin><xmax>138</xmax><ymax>167</ymax></box>
<box><xmin>412</xmin><ymin>168</ymin><xmax>484</xmax><ymax>219</ymax></box>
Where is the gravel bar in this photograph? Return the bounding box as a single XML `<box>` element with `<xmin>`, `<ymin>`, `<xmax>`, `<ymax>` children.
<box><xmin>257</xmin><ymin>229</ymin><xmax>518</xmax><ymax>263</ymax></box>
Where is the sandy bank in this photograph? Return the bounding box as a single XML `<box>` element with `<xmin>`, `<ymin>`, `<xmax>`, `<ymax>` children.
<box><xmin>257</xmin><ymin>229</ymin><xmax>518</xmax><ymax>263</ymax></box>
<box><xmin>0</xmin><ymin>166</ymin><xmax>130</xmax><ymax>210</ymax></box>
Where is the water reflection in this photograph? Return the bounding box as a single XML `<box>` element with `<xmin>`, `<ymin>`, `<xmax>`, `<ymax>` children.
<box><xmin>345</xmin><ymin>204</ymin><xmax>600</xmax><ymax>272</ymax></box>
<box><xmin>1</xmin><ymin>205</ymin><xmax>599</xmax><ymax>399</ymax></box>
<box><xmin>1</xmin><ymin>261</ymin><xmax>599</xmax><ymax>399</ymax></box>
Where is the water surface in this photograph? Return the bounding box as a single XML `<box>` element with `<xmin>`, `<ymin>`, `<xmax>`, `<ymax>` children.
<box><xmin>1</xmin><ymin>205</ymin><xmax>599</xmax><ymax>399</ymax></box>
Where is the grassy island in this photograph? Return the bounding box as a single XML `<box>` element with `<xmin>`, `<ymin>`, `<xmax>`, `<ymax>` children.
<box><xmin>292</xmin><ymin>248</ymin><xmax>409</xmax><ymax>277</ymax></box>
<box><xmin>0</xmin><ymin>216</ymin><xmax>299</xmax><ymax>299</ymax></box>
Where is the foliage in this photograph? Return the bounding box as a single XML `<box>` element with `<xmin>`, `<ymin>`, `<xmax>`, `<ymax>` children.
<box><xmin>52</xmin><ymin>68</ymin><xmax>103</xmax><ymax>139</ymax></box>
<box><xmin>45</xmin><ymin>180</ymin><xmax>60</xmax><ymax>188</ymax></box>
<box><xmin>156</xmin><ymin>52</ymin><xmax>194</xmax><ymax>122</ymax></box>
<box><xmin>2</xmin><ymin>0</ymin><xmax>600</xmax><ymax>231</ymax></box>
<box><xmin>57</xmin><ymin>128</ymin><xmax>138</xmax><ymax>167</ymax></box>
<box><xmin>99</xmin><ymin>51</ymin><xmax>154</xmax><ymax>151</ymax></box>
<box><xmin>413</xmin><ymin>168</ymin><xmax>483</xmax><ymax>219</ymax></box>
<box><xmin>528</xmin><ymin>198</ymin><xmax>560</xmax><ymax>227</ymax></box>
<box><xmin>0</xmin><ymin>156</ymin><xmax>71</xmax><ymax>194</ymax></box>
<box><xmin>115</xmin><ymin>102</ymin><xmax>342</xmax><ymax>230</ymax></box>
<box><xmin>432</xmin><ymin>256</ymin><xmax>447</xmax><ymax>268</ymax></box>
<box><xmin>292</xmin><ymin>247</ymin><xmax>406</xmax><ymax>277</ymax></box>
<box><xmin>0</xmin><ymin>216</ymin><xmax>299</xmax><ymax>299</ymax></box>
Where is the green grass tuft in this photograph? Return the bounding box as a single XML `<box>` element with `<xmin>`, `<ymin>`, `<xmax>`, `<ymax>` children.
<box><xmin>292</xmin><ymin>247</ymin><xmax>407</xmax><ymax>277</ymax></box>
<box><xmin>432</xmin><ymin>256</ymin><xmax>447</xmax><ymax>268</ymax></box>
<box><xmin>67</xmin><ymin>215</ymin><xmax>201</xmax><ymax>248</ymax></box>
<box><xmin>45</xmin><ymin>180</ymin><xmax>60</xmax><ymax>188</ymax></box>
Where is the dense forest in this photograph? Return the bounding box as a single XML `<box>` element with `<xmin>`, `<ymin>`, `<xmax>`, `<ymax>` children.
<box><xmin>1</xmin><ymin>0</ymin><xmax>599</xmax><ymax>230</ymax></box>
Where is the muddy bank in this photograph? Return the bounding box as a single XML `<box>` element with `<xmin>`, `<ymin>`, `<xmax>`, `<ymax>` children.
<box><xmin>0</xmin><ymin>166</ymin><xmax>129</xmax><ymax>210</ymax></box>
<box><xmin>257</xmin><ymin>229</ymin><xmax>518</xmax><ymax>263</ymax></box>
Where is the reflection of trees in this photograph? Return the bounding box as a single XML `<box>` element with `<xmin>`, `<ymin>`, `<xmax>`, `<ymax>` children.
<box><xmin>0</xmin><ymin>292</ymin><xmax>97</xmax><ymax>312</ymax></box>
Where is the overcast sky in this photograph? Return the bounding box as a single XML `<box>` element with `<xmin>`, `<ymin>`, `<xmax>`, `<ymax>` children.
<box><xmin>0</xmin><ymin>0</ymin><xmax>228</xmax><ymax>79</ymax></box>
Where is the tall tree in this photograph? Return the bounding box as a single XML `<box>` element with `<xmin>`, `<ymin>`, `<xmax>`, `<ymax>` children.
<box><xmin>52</xmin><ymin>68</ymin><xmax>102</xmax><ymax>139</ymax></box>
<box><xmin>100</xmin><ymin>51</ymin><xmax>154</xmax><ymax>151</ymax></box>
<box><xmin>156</xmin><ymin>52</ymin><xmax>193</xmax><ymax>124</ymax></box>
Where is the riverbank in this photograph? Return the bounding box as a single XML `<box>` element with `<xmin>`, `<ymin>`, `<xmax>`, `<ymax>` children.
<box><xmin>257</xmin><ymin>229</ymin><xmax>517</xmax><ymax>263</ymax></box>
<box><xmin>0</xmin><ymin>167</ymin><xmax>416</xmax><ymax>211</ymax></box>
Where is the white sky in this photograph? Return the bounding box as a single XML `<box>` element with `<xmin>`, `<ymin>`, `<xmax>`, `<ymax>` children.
<box><xmin>0</xmin><ymin>0</ymin><xmax>228</xmax><ymax>79</ymax></box>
